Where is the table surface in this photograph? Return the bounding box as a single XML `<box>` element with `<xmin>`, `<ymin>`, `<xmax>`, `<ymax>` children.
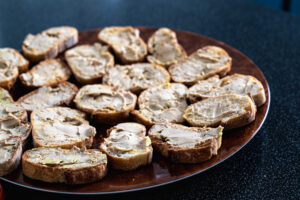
<box><xmin>0</xmin><ymin>0</ymin><xmax>299</xmax><ymax>199</ymax></box>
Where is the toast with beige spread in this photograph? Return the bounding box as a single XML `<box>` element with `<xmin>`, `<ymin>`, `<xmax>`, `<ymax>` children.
<box><xmin>169</xmin><ymin>46</ymin><xmax>232</xmax><ymax>85</ymax></box>
<box><xmin>188</xmin><ymin>74</ymin><xmax>266</xmax><ymax>106</ymax></box>
<box><xmin>0</xmin><ymin>48</ymin><xmax>29</xmax><ymax>73</ymax></box>
<box><xmin>65</xmin><ymin>43</ymin><xmax>114</xmax><ymax>84</ymax></box>
<box><xmin>183</xmin><ymin>94</ymin><xmax>256</xmax><ymax>130</ymax></box>
<box><xmin>31</xmin><ymin>107</ymin><xmax>96</xmax><ymax>149</ymax></box>
<box><xmin>0</xmin><ymin>88</ymin><xmax>27</xmax><ymax>121</ymax></box>
<box><xmin>19</xmin><ymin>59</ymin><xmax>71</xmax><ymax>88</ymax></box>
<box><xmin>148</xmin><ymin>123</ymin><xmax>223</xmax><ymax>163</ymax></box>
<box><xmin>74</xmin><ymin>84</ymin><xmax>137</xmax><ymax>124</ymax></box>
<box><xmin>22</xmin><ymin>147</ymin><xmax>107</xmax><ymax>184</ymax></box>
<box><xmin>17</xmin><ymin>81</ymin><xmax>78</xmax><ymax>112</ymax></box>
<box><xmin>100</xmin><ymin>122</ymin><xmax>152</xmax><ymax>171</ymax></box>
<box><xmin>131</xmin><ymin>83</ymin><xmax>188</xmax><ymax>126</ymax></box>
<box><xmin>102</xmin><ymin>63</ymin><xmax>170</xmax><ymax>93</ymax></box>
<box><xmin>147</xmin><ymin>28</ymin><xmax>186</xmax><ymax>67</ymax></box>
<box><xmin>22</xmin><ymin>26</ymin><xmax>78</xmax><ymax>62</ymax></box>
<box><xmin>0</xmin><ymin>136</ymin><xmax>22</xmax><ymax>176</ymax></box>
<box><xmin>98</xmin><ymin>26</ymin><xmax>147</xmax><ymax>63</ymax></box>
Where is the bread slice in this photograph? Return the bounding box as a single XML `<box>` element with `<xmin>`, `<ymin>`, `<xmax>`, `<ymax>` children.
<box><xmin>183</xmin><ymin>94</ymin><xmax>256</xmax><ymax>130</ymax></box>
<box><xmin>0</xmin><ymin>88</ymin><xmax>27</xmax><ymax>121</ymax></box>
<box><xmin>0</xmin><ymin>60</ymin><xmax>18</xmax><ymax>90</ymax></box>
<box><xmin>131</xmin><ymin>83</ymin><xmax>188</xmax><ymax>126</ymax></box>
<box><xmin>102</xmin><ymin>63</ymin><xmax>170</xmax><ymax>94</ymax></box>
<box><xmin>98</xmin><ymin>26</ymin><xmax>147</xmax><ymax>64</ymax></box>
<box><xmin>147</xmin><ymin>28</ymin><xmax>187</xmax><ymax>67</ymax></box>
<box><xmin>22</xmin><ymin>26</ymin><xmax>78</xmax><ymax>62</ymax></box>
<box><xmin>148</xmin><ymin>124</ymin><xmax>223</xmax><ymax>163</ymax></box>
<box><xmin>0</xmin><ymin>116</ymin><xmax>31</xmax><ymax>145</ymax></box>
<box><xmin>31</xmin><ymin>107</ymin><xmax>96</xmax><ymax>149</ymax></box>
<box><xmin>65</xmin><ymin>43</ymin><xmax>114</xmax><ymax>84</ymax></box>
<box><xmin>100</xmin><ymin>122</ymin><xmax>152</xmax><ymax>171</ymax></box>
<box><xmin>169</xmin><ymin>46</ymin><xmax>232</xmax><ymax>85</ymax></box>
<box><xmin>0</xmin><ymin>136</ymin><xmax>22</xmax><ymax>176</ymax></box>
<box><xmin>74</xmin><ymin>84</ymin><xmax>137</xmax><ymax>124</ymax></box>
<box><xmin>188</xmin><ymin>74</ymin><xmax>266</xmax><ymax>106</ymax></box>
<box><xmin>0</xmin><ymin>48</ymin><xmax>29</xmax><ymax>73</ymax></box>
<box><xmin>22</xmin><ymin>147</ymin><xmax>107</xmax><ymax>184</ymax></box>
<box><xmin>17</xmin><ymin>81</ymin><xmax>78</xmax><ymax>112</ymax></box>
<box><xmin>19</xmin><ymin>59</ymin><xmax>71</xmax><ymax>88</ymax></box>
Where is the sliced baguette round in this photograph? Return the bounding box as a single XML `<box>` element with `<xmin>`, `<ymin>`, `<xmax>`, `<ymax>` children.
<box><xmin>0</xmin><ymin>136</ymin><xmax>22</xmax><ymax>176</ymax></box>
<box><xmin>183</xmin><ymin>94</ymin><xmax>256</xmax><ymax>130</ymax></box>
<box><xmin>65</xmin><ymin>43</ymin><xmax>114</xmax><ymax>84</ymax></box>
<box><xmin>31</xmin><ymin>107</ymin><xmax>96</xmax><ymax>149</ymax></box>
<box><xmin>74</xmin><ymin>84</ymin><xmax>137</xmax><ymax>124</ymax></box>
<box><xmin>148</xmin><ymin>123</ymin><xmax>223</xmax><ymax>163</ymax></box>
<box><xmin>100</xmin><ymin>122</ymin><xmax>152</xmax><ymax>171</ymax></box>
<box><xmin>19</xmin><ymin>59</ymin><xmax>71</xmax><ymax>88</ymax></box>
<box><xmin>0</xmin><ymin>48</ymin><xmax>29</xmax><ymax>73</ymax></box>
<box><xmin>0</xmin><ymin>61</ymin><xmax>18</xmax><ymax>90</ymax></box>
<box><xmin>0</xmin><ymin>116</ymin><xmax>31</xmax><ymax>145</ymax></box>
<box><xmin>17</xmin><ymin>81</ymin><xmax>78</xmax><ymax>112</ymax></box>
<box><xmin>188</xmin><ymin>74</ymin><xmax>266</xmax><ymax>106</ymax></box>
<box><xmin>22</xmin><ymin>26</ymin><xmax>78</xmax><ymax>62</ymax></box>
<box><xmin>169</xmin><ymin>46</ymin><xmax>232</xmax><ymax>85</ymax></box>
<box><xmin>102</xmin><ymin>63</ymin><xmax>170</xmax><ymax>94</ymax></box>
<box><xmin>147</xmin><ymin>28</ymin><xmax>187</xmax><ymax>67</ymax></box>
<box><xmin>131</xmin><ymin>83</ymin><xmax>188</xmax><ymax>126</ymax></box>
<box><xmin>98</xmin><ymin>26</ymin><xmax>147</xmax><ymax>64</ymax></box>
<box><xmin>22</xmin><ymin>147</ymin><xmax>107</xmax><ymax>184</ymax></box>
<box><xmin>0</xmin><ymin>88</ymin><xmax>27</xmax><ymax>121</ymax></box>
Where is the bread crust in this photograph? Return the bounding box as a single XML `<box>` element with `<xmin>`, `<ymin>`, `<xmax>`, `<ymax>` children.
<box><xmin>22</xmin><ymin>148</ymin><xmax>107</xmax><ymax>184</ymax></box>
<box><xmin>98</xmin><ymin>26</ymin><xmax>147</xmax><ymax>64</ymax></box>
<box><xmin>0</xmin><ymin>48</ymin><xmax>29</xmax><ymax>73</ymax></box>
<box><xmin>183</xmin><ymin>94</ymin><xmax>256</xmax><ymax>130</ymax></box>
<box><xmin>169</xmin><ymin>46</ymin><xmax>232</xmax><ymax>85</ymax></box>
<box><xmin>99</xmin><ymin>123</ymin><xmax>153</xmax><ymax>171</ymax></box>
<box><xmin>19</xmin><ymin>59</ymin><xmax>71</xmax><ymax>88</ymax></box>
<box><xmin>0</xmin><ymin>137</ymin><xmax>22</xmax><ymax>176</ymax></box>
<box><xmin>148</xmin><ymin>124</ymin><xmax>223</xmax><ymax>163</ymax></box>
<box><xmin>22</xmin><ymin>26</ymin><xmax>78</xmax><ymax>62</ymax></box>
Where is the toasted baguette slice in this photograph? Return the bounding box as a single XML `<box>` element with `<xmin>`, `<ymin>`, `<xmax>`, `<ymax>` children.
<box><xmin>169</xmin><ymin>46</ymin><xmax>232</xmax><ymax>85</ymax></box>
<box><xmin>0</xmin><ymin>116</ymin><xmax>31</xmax><ymax>145</ymax></box>
<box><xmin>102</xmin><ymin>63</ymin><xmax>170</xmax><ymax>94</ymax></box>
<box><xmin>131</xmin><ymin>83</ymin><xmax>188</xmax><ymax>126</ymax></box>
<box><xmin>188</xmin><ymin>74</ymin><xmax>266</xmax><ymax>106</ymax></box>
<box><xmin>0</xmin><ymin>48</ymin><xmax>29</xmax><ymax>73</ymax></box>
<box><xmin>100</xmin><ymin>123</ymin><xmax>152</xmax><ymax>171</ymax></box>
<box><xmin>22</xmin><ymin>147</ymin><xmax>107</xmax><ymax>184</ymax></box>
<box><xmin>74</xmin><ymin>84</ymin><xmax>137</xmax><ymax>124</ymax></box>
<box><xmin>0</xmin><ymin>136</ymin><xmax>22</xmax><ymax>176</ymax></box>
<box><xmin>0</xmin><ymin>60</ymin><xmax>18</xmax><ymax>90</ymax></box>
<box><xmin>98</xmin><ymin>26</ymin><xmax>147</xmax><ymax>64</ymax></box>
<box><xmin>65</xmin><ymin>43</ymin><xmax>114</xmax><ymax>84</ymax></box>
<box><xmin>31</xmin><ymin>107</ymin><xmax>96</xmax><ymax>149</ymax></box>
<box><xmin>147</xmin><ymin>28</ymin><xmax>187</xmax><ymax>67</ymax></box>
<box><xmin>17</xmin><ymin>81</ymin><xmax>78</xmax><ymax>112</ymax></box>
<box><xmin>0</xmin><ymin>88</ymin><xmax>27</xmax><ymax>121</ymax></box>
<box><xmin>148</xmin><ymin>124</ymin><xmax>223</xmax><ymax>163</ymax></box>
<box><xmin>19</xmin><ymin>59</ymin><xmax>71</xmax><ymax>88</ymax></box>
<box><xmin>22</xmin><ymin>26</ymin><xmax>78</xmax><ymax>62</ymax></box>
<box><xmin>183</xmin><ymin>94</ymin><xmax>256</xmax><ymax>130</ymax></box>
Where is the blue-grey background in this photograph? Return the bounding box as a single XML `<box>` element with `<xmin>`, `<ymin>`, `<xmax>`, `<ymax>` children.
<box><xmin>0</xmin><ymin>0</ymin><xmax>299</xmax><ymax>199</ymax></box>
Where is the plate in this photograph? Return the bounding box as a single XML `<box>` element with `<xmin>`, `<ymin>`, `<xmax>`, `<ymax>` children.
<box><xmin>0</xmin><ymin>27</ymin><xmax>270</xmax><ymax>195</ymax></box>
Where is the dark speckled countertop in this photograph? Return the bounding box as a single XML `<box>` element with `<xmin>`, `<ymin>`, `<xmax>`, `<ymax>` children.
<box><xmin>0</xmin><ymin>0</ymin><xmax>299</xmax><ymax>199</ymax></box>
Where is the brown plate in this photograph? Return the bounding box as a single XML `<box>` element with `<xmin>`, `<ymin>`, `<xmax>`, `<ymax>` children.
<box><xmin>0</xmin><ymin>27</ymin><xmax>270</xmax><ymax>195</ymax></box>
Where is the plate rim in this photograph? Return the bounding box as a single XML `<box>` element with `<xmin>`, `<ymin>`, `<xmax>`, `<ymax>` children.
<box><xmin>0</xmin><ymin>27</ymin><xmax>271</xmax><ymax>195</ymax></box>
